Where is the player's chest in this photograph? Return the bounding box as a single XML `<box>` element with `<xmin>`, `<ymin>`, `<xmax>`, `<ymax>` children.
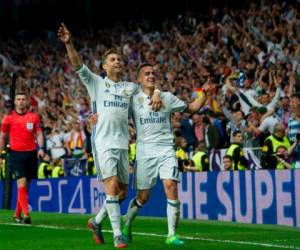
<box><xmin>133</xmin><ymin>96</ymin><xmax>169</xmax><ymax>116</ymax></box>
<box><xmin>102</xmin><ymin>81</ymin><xmax>133</xmax><ymax>99</ymax></box>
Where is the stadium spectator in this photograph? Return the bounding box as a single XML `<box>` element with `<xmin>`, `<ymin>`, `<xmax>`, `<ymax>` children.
<box><xmin>46</xmin><ymin>128</ymin><xmax>66</xmax><ymax>160</ymax></box>
<box><xmin>226</xmin><ymin>130</ymin><xmax>249</xmax><ymax>170</ymax></box>
<box><xmin>0</xmin><ymin>92</ymin><xmax>45</xmax><ymax>224</ymax></box>
<box><xmin>172</xmin><ymin>112</ymin><xmax>197</xmax><ymax>150</ymax></box>
<box><xmin>64</xmin><ymin>119</ymin><xmax>87</xmax><ymax>158</ymax></box>
<box><xmin>38</xmin><ymin>154</ymin><xmax>52</xmax><ymax>179</ymax></box>
<box><xmin>288</xmin><ymin>93</ymin><xmax>300</xmax><ymax>143</ymax></box>
<box><xmin>202</xmin><ymin>115</ymin><xmax>221</xmax><ymax>150</ymax></box>
<box><xmin>51</xmin><ymin>158</ymin><xmax>65</xmax><ymax>178</ymax></box>
<box><xmin>288</xmin><ymin>129</ymin><xmax>300</xmax><ymax>168</ymax></box>
<box><xmin>276</xmin><ymin>96</ymin><xmax>291</xmax><ymax>128</ymax></box>
<box><xmin>0</xmin><ymin>150</ymin><xmax>6</xmax><ymax>179</ymax></box>
<box><xmin>175</xmin><ymin>137</ymin><xmax>190</xmax><ymax>161</ymax></box>
<box><xmin>189</xmin><ymin>142</ymin><xmax>210</xmax><ymax>171</ymax></box>
<box><xmin>261</xmin><ymin>123</ymin><xmax>291</xmax><ymax>169</ymax></box>
<box><xmin>223</xmin><ymin>155</ymin><xmax>233</xmax><ymax>171</ymax></box>
<box><xmin>191</xmin><ymin>113</ymin><xmax>205</xmax><ymax>144</ymax></box>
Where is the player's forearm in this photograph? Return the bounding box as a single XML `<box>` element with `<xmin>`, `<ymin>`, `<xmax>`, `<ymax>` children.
<box><xmin>184</xmin><ymin>166</ymin><xmax>201</xmax><ymax>172</ymax></box>
<box><xmin>187</xmin><ymin>94</ymin><xmax>206</xmax><ymax>113</ymax></box>
<box><xmin>65</xmin><ymin>40</ymin><xmax>82</xmax><ymax>70</ymax></box>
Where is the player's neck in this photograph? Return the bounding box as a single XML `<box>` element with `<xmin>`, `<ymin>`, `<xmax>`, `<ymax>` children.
<box><xmin>107</xmin><ymin>73</ymin><xmax>122</xmax><ymax>83</ymax></box>
<box><xmin>141</xmin><ymin>86</ymin><xmax>154</xmax><ymax>96</ymax></box>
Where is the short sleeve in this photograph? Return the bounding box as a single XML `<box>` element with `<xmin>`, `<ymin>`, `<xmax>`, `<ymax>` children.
<box><xmin>34</xmin><ymin>114</ymin><xmax>42</xmax><ymax>132</ymax></box>
<box><xmin>164</xmin><ymin>92</ymin><xmax>187</xmax><ymax>113</ymax></box>
<box><xmin>1</xmin><ymin>115</ymin><xmax>10</xmax><ymax>133</ymax></box>
<box><xmin>76</xmin><ymin>64</ymin><xmax>102</xmax><ymax>100</ymax></box>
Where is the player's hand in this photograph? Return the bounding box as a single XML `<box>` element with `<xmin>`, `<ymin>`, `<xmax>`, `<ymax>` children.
<box><xmin>58</xmin><ymin>23</ymin><xmax>71</xmax><ymax>44</ymax></box>
<box><xmin>149</xmin><ymin>91</ymin><xmax>163</xmax><ymax>111</ymax></box>
<box><xmin>89</xmin><ymin>113</ymin><xmax>99</xmax><ymax>126</ymax></box>
<box><xmin>183</xmin><ymin>165</ymin><xmax>191</xmax><ymax>171</ymax></box>
<box><xmin>38</xmin><ymin>149</ymin><xmax>45</xmax><ymax>159</ymax></box>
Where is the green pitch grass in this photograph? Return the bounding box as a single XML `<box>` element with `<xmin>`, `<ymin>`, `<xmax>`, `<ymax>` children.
<box><xmin>0</xmin><ymin>210</ymin><xmax>299</xmax><ymax>250</ymax></box>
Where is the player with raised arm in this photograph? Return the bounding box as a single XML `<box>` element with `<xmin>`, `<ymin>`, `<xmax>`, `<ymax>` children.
<box><xmin>58</xmin><ymin>24</ymin><xmax>161</xmax><ymax>248</ymax></box>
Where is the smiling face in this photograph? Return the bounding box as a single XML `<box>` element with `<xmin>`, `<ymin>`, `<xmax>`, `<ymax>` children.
<box><xmin>138</xmin><ymin>65</ymin><xmax>156</xmax><ymax>90</ymax></box>
<box><xmin>102</xmin><ymin>52</ymin><xmax>124</xmax><ymax>78</ymax></box>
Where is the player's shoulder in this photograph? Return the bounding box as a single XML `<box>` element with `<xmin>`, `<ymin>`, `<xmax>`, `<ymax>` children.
<box><xmin>123</xmin><ymin>81</ymin><xmax>137</xmax><ymax>89</ymax></box>
<box><xmin>161</xmin><ymin>91</ymin><xmax>178</xmax><ymax>101</ymax></box>
<box><xmin>161</xmin><ymin>91</ymin><xmax>173</xmax><ymax>98</ymax></box>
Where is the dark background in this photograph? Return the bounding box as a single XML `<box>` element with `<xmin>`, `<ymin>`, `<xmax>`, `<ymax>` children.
<box><xmin>0</xmin><ymin>0</ymin><xmax>246</xmax><ymax>31</ymax></box>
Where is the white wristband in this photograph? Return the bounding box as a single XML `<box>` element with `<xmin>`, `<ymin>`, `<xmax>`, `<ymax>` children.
<box><xmin>154</xmin><ymin>89</ymin><xmax>161</xmax><ymax>94</ymax></box>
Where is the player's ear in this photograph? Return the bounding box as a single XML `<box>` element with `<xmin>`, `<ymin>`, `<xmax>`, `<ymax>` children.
<box><xmin>102</xmin><ymin>63</ymin><xmax>107</xmax><ymax>71</ymax></box>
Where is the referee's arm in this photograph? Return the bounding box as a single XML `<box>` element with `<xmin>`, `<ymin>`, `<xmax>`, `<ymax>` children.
<box><xmin>36</xmin><ymin>130</ymin><xmax>45</xmax><ymax>159</ymax></box>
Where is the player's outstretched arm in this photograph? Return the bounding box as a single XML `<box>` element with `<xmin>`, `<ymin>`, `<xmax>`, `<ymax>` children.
<box><xmin>58</xmin><ymin>23</ymin><xmax>82</xmax><ymax>70</ymax></box>
<box><xmin>186</xmin><ymin>92</ymin><xmax>207</xmax><ymax>113</ymax></box>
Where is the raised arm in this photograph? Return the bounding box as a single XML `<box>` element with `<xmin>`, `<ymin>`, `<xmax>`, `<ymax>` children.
<box><xmin>58</xmin><ymin>23</ymin><xmax>82</xmax><ymax>69</ymax></box>
<box><xmin>186</xmin><ymin>92</ymin><xmax>207</xmax><ymax>113</ymax></box>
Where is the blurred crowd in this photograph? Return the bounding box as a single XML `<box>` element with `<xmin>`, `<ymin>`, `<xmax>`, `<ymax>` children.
<box><xmin>1</xmin><ymin>0</ymin><xmax>300</xmax><ymax>176</ymax></box>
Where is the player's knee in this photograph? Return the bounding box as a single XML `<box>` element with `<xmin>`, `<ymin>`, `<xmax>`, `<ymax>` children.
<box><xmin>118</xmin><ymin>190</ymin><xmax>127</xmax><ymax>202</ymax></box>
<box><xmin>165</xmin><ymin>181</ymin><xmax>177</xmax><ymax>193</ymax></box>
<box><xmin>137</xmin><ymin>192</ymin><xmax>150</xmax><ymax>204</ymax></box>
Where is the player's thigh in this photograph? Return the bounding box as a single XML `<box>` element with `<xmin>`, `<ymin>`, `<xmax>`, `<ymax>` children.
<box><xmin>159</xmin><ymin>155</ymin><xmax>180</xmax><ymax>182</ymax></box>
<box><xmin>135</xmin><ymin>158</ymin><xmax>159</xmax><ymax>190</ymax></box>
<box><xmin>117</xmin><ymin>149</ymin><xmax>129</xmax><ymax>184</ymax></box>
<box><xmin>93</xmin><ymin>148</ymin><xmax>119</xmax><ymax>181</ymax></box>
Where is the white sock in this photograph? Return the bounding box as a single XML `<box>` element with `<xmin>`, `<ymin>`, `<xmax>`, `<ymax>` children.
<box><xmin>106</xmin><ymin>195</ymin><xmax>122</xmax><ymax>237</ymax></box>
<box><xmin>95</xmin><ymin>200</ymin><xmax>107</xmax><ymax>224</ymax></box>
<box><xmin>167</xmin><ymin>199</ymin><xmax>180</xmax><ymax>237</ymax></box>
<box><xmin>125</xmin><ymin>198</ymin><xmax>143</xmax><ymax>227</ymax></box>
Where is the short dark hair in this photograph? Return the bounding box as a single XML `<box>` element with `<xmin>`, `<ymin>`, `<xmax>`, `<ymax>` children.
<box><xmin>102</xmin><ymin>48</ymin><xmax>122</xmax><ymax>65</ymax></box>
<box><xmin>223</xmin><ymin>155</ymin><xmax>232</xmax><ymax>161</ymax></box>
<box><xmin>205</xmin><ymin>109</ymin><xmax>216</xmax><ymax>118</ymax></box>
<box><xmin>14</xmin><ymin>92</ymin><xmax>27</xmax><ymax>98</ymax></box>
<box><xmin>291</xmin><ymin>93</ymin><xmax>300</xmax><ymax>100</ymax></box>
<box><xmin>137</xmin><ymin>62</ymin><xmax>154</xmax><ymax>76</ymax></box>
<box><xmin>232</xmin><ymin>130</ymin><xmax>242</xmax><ymax>137</ymax></box>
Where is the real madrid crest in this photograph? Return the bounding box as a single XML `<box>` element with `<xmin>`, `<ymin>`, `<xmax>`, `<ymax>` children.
<box><xmin>105</xmin><ymin>81</ymin><xmax>110</xmax><ymax>88</ymax></box>
<box><xmin>122</xmin><ymin>89</ymin><xmax>129</xmax><ymax>97</ymax></box>
<box><xmin>138</xmin><ymin>97</ymin><xmax>144</xmax><ymax>104</ymax></box>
